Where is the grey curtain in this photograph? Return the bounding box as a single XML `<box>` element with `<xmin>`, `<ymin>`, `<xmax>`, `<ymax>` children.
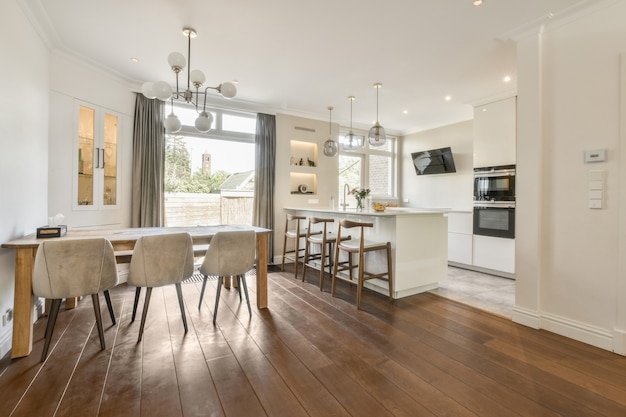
<box><xmin>131</xmin><ymin>94</ymin><xmax>165</xmax><ymax>227</ymax></box>
<box><xmin>253</xmin><ymin>113</ymin><xmax>276</xmax><ymax>265</ymax></box>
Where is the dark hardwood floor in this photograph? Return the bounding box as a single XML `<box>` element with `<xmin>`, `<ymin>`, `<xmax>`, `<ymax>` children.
<box><xmin>1</xmin><ymin>266</ymin><xmax>625</xmax><ymax>417</ymax></box>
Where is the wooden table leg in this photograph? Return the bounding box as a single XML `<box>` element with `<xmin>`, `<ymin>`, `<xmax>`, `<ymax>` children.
<box><xmin>256</xmin><ymin>233</ymin><xmax>268</xmax><ymax>309</ymax></box>
<box><xmin>11</xmin><ymin>248</ymin><xmax>36</xmax><ymax>358</ymax></box>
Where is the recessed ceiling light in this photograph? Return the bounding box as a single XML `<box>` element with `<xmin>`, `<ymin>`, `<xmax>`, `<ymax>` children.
<box><xmin>503</xmin><ymin>75</ymin><xmax>511</xmax><ymax>83</ymax></box>
<box><xmin>445</xmin><ymin>96</ymin><xmax>452</xmax><ymax>101</ymax></box>
<box><xmin>473</xmin><ymin>0</ymin><xmax>483</xmax><ymax>6</ymax></box>
<box><xmin>131</xmin><ymin>57</ymin><xmax>139</xmax><ymax>63</ymax></box>
<box><xmin>403</xmin><ymin>110</ymin><xmax>408</xmax><ymax>115</ymax></box>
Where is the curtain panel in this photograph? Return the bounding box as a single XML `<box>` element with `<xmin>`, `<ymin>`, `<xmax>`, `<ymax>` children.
<box><xmin>253</xmin><ymin>113</ymin><xmax>276</xmax><ymax>264</ymax></box>
<box><xmin>131</xmin><ymin>94</ymin><xmax>165</xmax><ymax>227</ymax></box>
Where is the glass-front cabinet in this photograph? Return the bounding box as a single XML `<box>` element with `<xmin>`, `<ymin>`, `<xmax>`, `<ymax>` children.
<box><xmin>75</xmin><ymin>102</ymin><xmax>120</xmax><ymax>209</ymax></box>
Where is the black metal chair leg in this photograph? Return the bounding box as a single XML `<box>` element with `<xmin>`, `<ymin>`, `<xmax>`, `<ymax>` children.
<box><xmin>103</xmin><ymin>290</ymin><xmax>116</xmax><ymax>325</ymax></box>
<box><xmin>213</xmin><ymin>277</ymin><xmax>223</xmax><ymax>325</ymax></box>
<box><xmin>175</xmin><ymin>283</ymin><xmax>188</xmax><ymax>333</ymax></box>
<box><xmin>137</xmin><ymin>287</ymin><xmax>152</xmax><ymax>343</ymax></box>
<box><xmin>131</xmin><ymin>287</ymin><xmax>141</xmax><ymax>322</ymax></box>
<box><xmin>239</xmin><ymin>274</ymin><xmax>252</xmax><ymax>317</ymax></box>
<box><xmin>198</xmin><ymin>275</ymin><xmax>208</xmax><ymax>308</ymax></box>
<box><xmin>92</xmin><ymin>294</ymin><xmax>106</xmax><ymax>350</ymax></box>
<box><xmin>41</xmin><ymin>299</ymin><xmax>62</xmax><ymax>362</ymax></box>
<box><xmin>237</xmin><ymin>275</ymin><xmax>243</xmax><ymax>301</ymax></box>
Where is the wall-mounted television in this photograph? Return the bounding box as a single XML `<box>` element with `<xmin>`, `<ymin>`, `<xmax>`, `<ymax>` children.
<box><xmin>411</xmin><ymin>147</ymin><xmax>456</xmax><ymax>175</ymax></box>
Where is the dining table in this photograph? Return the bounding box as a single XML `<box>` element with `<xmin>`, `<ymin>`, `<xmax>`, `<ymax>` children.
<box><xmin>1</xmin><ymin>225</ymin><xmax>271</xmax><ymax>359</ymax></box>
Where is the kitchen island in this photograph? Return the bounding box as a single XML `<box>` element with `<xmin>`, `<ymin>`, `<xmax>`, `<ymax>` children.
<box><xmin>284</xmin><ymin>207</ymin><xmax>448</xmax><ymax>299</ymax></box>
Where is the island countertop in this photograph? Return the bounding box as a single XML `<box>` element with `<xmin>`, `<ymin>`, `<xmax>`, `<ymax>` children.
<box><xmin>283</xmin><ymin>206</ymin><xmax>450</xmax><ymax>216</ymax></box>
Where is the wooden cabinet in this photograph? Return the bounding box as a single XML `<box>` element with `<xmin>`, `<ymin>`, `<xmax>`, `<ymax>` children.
<box><xmin>472</xmin><ymin>235</ymin><xmax>515</xmax><ymax>274</ymax></box>
<box><xmin>74</xmin><ymin>102</ymin><xmax>121</xmax><ymax>210</ymax></box>
<box><xmin>473</xmin><ymin>97</ymin><xmax>516</xmax><ymax>168</ymax></box>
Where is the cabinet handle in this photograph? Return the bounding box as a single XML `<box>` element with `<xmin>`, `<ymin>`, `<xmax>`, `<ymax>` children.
<box><xmin>100</xmin><ymin>148</ymin><xmax>105</xmax><ymax>169</ymax></box>
<box><xmin>95</xmin><ymin>148</ymin><xmax>100</xmax><ymax>169</ymax></box>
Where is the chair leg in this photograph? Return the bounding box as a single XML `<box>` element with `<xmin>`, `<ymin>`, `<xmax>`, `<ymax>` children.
<box><xmin>213</xmin><ymin>277</ymin><xmax>223</xmax><ymax>325</ymax></box>
<box><xmin>41</xmin><ymin>299</ymin><xmax>62</xmax><ymax>362</ymax></box>
<box><xmin>91</xmin><ymin>294</ymin><xmax>106</xmax><ymax>350</ymax></box>
<box><xmin>357</xmin><ymin>251</ymin><xmax>365</xmax><ymax>309</ymax></box>
<box><xmin>281</xmin><ymin>231</ymin><xmax>288</xmax><ymax>271</ymax></box>
<box><xmin>387</xmin><ymin>242</ymin><xmax>394</xmax><ymax>302</ymax></box>
<box><xmin>239</xmin><ymin>274</ymin><xmax>252</xmax><ymax>317</ymax></box>
<box><xmin>237</xmin><ymin>276</ymin><xmax>243</xmax><ymax>301</ymax></box>
<box><xmin>131</xmin><ymin>287</ymin><xmax>141</xmax><ymax>322</ymax></box>
<box><xmin>331</xmin><ymin>246</ymin><xmax>340</xmax><ymax>297</ymax></box>
<box><xmin>175</xmin><ymin>283</ymin><xmax>188</xmax><ymax>334</ymax></box>
<box><xmin>198</xmin><ymin>275</ymin><xmax>208</xmax><ymax>309</ymax></box>
<box><xmin>293</xmin><ymin>235</ymin><xmax>301</xmax><ymax>279</ymax></box>
<box><xmin>137</xmin><ymin>287</ymin><xmax>152</xmax><ymax>343</ymax></box>
<box><xmin>301</xmin><ymin>239</ymin><xmax>309</xmax><ymax>282</ymax></box>
<box><xmin>103</xmin><ymin>290</ymin><xmax>116</xmax><ymax>325</ymax></box>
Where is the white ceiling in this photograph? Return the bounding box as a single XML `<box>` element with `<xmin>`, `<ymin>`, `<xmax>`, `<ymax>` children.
<box><xmin>21</xmin><ymin>0</ymin><xmax>605</xmax><ymax>135</ymax></box>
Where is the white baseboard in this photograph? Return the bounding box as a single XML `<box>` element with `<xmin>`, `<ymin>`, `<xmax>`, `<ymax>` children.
<box><xmin>513</xmin><ymin>306</ymin><xmax>621</xmax><ymax>355</ymax></box>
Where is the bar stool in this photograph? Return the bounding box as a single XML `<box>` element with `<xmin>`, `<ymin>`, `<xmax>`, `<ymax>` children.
<box><xmin>331</xmin><ymin>219</ymin><xmax>393</xmax><ymax>309</ymax></box>
<box><xmin>281</xmin><ymin>214</ymin><xmax>317</xmax><ymax>278</ymax></box>
<box><xmin>301</xmin><ymin>217</ymin><xmax>350</xmax><ymax>290</ymax></box>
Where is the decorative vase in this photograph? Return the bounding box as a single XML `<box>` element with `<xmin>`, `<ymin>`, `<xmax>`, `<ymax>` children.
<box><xmin>356</xmin><ymin>199</ymin><xmax>363</xmax><ymax>211</ymax></box>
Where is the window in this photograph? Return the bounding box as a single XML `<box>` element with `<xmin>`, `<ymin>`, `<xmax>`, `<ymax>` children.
<box><xmin>337</xmin><ymin>129</ymin><xmax>396</xmax><ymax>207</ymax></box>
<box><xmin>164</xmin><ymin>103</ymin><xmax>256</xmax><ymax>227</ymax></box>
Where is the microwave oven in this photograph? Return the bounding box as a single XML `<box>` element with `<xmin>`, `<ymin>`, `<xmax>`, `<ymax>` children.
<box><xmin>473</xmin><ymin>165</ymin><xmax>515</xmax><ymax>202</ymax></box>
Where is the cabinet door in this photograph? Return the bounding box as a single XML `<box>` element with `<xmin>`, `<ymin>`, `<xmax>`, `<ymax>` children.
<box><xmin>75</xmin><ymin>102</ymin><xmax>120</xmax><ymax>210</ymax></box>
<box><xmin>473</xmin><ymin>97</ymin><xmax>516</xmax><ymax>168</ymax></box>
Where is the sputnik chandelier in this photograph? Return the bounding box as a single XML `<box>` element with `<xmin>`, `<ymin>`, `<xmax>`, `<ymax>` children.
<box><xmin>141</xmin><ymin>27</ymin><xmax>237</xmax><ymax>134</ymax></box>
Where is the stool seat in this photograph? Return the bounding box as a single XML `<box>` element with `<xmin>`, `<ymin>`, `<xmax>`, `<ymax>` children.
<box><xmin>332</xmin><ymin>219</ymin><xmax>393</xmax><ymax>309</ymax></box>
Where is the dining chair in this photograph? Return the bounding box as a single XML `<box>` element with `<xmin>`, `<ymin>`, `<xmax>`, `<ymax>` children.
<box><xmin>32</xmin><ymin>238</ymin><xmax>119</xmax><ymax>361</ymax></box>
<box><xmin>331</xmin><ymin>219</ymin><xmax>393</xmax><ymax>309</ymax></box>
<box><xmin>198</xmin><ymin>230</ymin><xmax>256</xmax><ymax>324</ymax></box>
<box><xmin>128</xmin><ymin>232</ymin><xmax>194</xmax><ymax>342</ymax></box>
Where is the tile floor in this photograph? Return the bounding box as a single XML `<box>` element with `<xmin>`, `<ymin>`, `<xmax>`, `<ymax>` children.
<box><xmin>430</xmin><ymin>266</ymin><xmax>515</xmax><ymax>318</ymax></box>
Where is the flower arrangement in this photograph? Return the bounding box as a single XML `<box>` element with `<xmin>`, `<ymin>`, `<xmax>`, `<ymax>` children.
<box><xmin>351</xmin><ymin>187</ymin><xmax>371</xmax><ymax>211</ymax></box>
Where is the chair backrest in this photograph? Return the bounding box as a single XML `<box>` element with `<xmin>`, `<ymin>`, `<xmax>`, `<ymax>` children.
<box><xmin>338</xmin><ymin>219</ymin><xmax>373</xmax><ymax>247</ymax></box>
<box><xmin>199</xmin><ymin>230</ymin><xmax>256</xmax><ymax>277</ymax></box>
<box><xmin>306</xmin><ymin>217</ymin><xmax>334</xmax><ymax>239</ymax></box>
<box><xmin>285</xmin><ymin>214</ymin><xmax>306</xmax><ymax>235</ymax></box>
<box><xmin>33</xmin><ymin>238</ymin><xmax>119</xmax><ymax>299</ymax></box>
<box><xmin>128</xmin><ymin>232</ymin><xmax>194</xmax><ymax>288</ymax></box>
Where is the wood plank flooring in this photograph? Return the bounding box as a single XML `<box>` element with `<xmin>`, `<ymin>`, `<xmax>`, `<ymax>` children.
<box><xmin>1</xmin><ymin>266</ymin><xmax>625</xmax><ymax>417</ymax></box>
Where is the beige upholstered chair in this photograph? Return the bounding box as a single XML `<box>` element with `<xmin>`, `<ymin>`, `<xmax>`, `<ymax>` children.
<box><xmin>128</xmin><ymin>232</ymin><xmax>194</xmax><ymax>342</ymax></box>
<box><xmin>33</xmin><ymin>238</ymin><xmax>119</xmax><ymax>361</ymax></box>
<box><xmin>198</xmin><ymin>230</ymin><xmax>256</xmax><ymax>324</ymax></box>
<box><xmin>301</xmin><ymin>217</ymin><xmax>350</xmax><ymax>290</ymax></box>
<box><xmin>331</xmin><ymin>219</ymin><xmax>393</xmax><ymax>309</ymax></box>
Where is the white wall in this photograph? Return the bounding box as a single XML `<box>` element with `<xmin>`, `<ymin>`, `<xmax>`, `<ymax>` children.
<box><xmin>514</xmin><ymin>1</ymin><xmax>626</xmax><ymax>354</ymax></box>
<box><xmin>400</xmin><ymin>120</ymin><xmax>473</xmax><ymax>211</ymax></box>
<box><xmin>0</xmin><ymin>1</ymin><xmax>50</xmax><ymax>358</ymax></box>
<box><xmin>47</xmin><ymin>54</ymin><xmax>135</xmax><ymax>229</ymax></box>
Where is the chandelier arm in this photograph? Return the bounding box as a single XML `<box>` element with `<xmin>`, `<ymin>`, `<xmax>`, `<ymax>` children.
<box><xmin>187</xmin><ymin>29</ymin><xmax>192</xmax><ymax>93</ymax></box>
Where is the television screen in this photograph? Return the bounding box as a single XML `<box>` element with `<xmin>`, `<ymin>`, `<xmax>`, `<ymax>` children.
<box><xmin>411</xmin><ymin>147</ymin><xmax>456</xmax><ymax>175</ymax></box>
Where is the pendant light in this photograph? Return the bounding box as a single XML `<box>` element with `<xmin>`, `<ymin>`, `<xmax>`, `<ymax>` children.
<box><xmin>343</xmin><ymin>96</ymin><xmax>363</xmax><ymax>151</ymax></box>
<box><xmin>323</xmin><ymin>106</ymin><xmax>339</xmax><ymax>157</ymax></box>
<box><xmin>368</xmin><ymin>83</ymin><xmax>386</xmax><ymax>147</ymax></box>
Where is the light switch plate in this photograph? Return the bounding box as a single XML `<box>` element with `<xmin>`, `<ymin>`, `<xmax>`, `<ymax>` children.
<box><xmin>584</xmin><ymin>149</ymin><xmax>607</xmax><ymax>163</ymax></box>
<box><xmin>588</xmin><ymin>200</ymin><xmax>602</xmax><ymax>209</ymax></box>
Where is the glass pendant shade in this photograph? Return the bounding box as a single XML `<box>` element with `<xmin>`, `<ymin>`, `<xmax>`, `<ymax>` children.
<box><xmin>153</xmin><ymin>81</ymin><xmax>173</xmax><ymax>101</ymax></box>
<box><xmin>323</xmin><ymin>105</ymin><xmax>338</xmax><ymax>157</ymax></box>
<box><xmin>141</xmin><ymin>82</ymin><xmax>156</xmax><ymax>99</ymax></box>
<box><xmin>164</xmin><ymin>112</ymin><xmax>182</xmax><ymax>133</ymax></box>
<box><xmin>368</xmin><ymin>83</ymin><xmax>386</xmax><ymax>147</ymax></box>
<box><xmin>342</xmin><ymin>132</ymin><xmax>363</xmax><ymax>151</ymax></box>
<box><xmin>190</xmin><ymin>69</ymin><xmax>206</xmax><ymax>87</ymax></box>
<box><xmin>368</xmin><ymin>123</ymin><xmax>387</xmax><ymax>146</ymax></box>
<box><xmin>323</xmin><ymin>137</ymin><xmax>339</xmax><ymax>156</ymax></box>
<box><xmin>194</xmin><ymin>111</ymin><xmax>213</xmax><ymax>133</ymax></box>
<box><xmin>167</xmin><ymin>52</ymin><xmax>186</xmax><ymax>71</ymax></box>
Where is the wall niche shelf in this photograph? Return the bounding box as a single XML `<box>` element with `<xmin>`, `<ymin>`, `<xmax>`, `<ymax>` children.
<box><xmin>289</xmin><ymin>140</ymin><xmax>318</xmax><ymax>195</ymax></box>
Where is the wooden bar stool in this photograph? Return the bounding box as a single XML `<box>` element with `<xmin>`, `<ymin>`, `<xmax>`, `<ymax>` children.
<box><xmin>331</xmin><ymin>219</ymin><xmax>393</xmax><ymax>309</ymax></box>
<box><xmin>281</xmin><ymin>214</ymin><xmax>317</xmax><ymax>278</ymax></box>
<box><xmin>302</xmin><ymin>217</ymin><xmax>351</xmax><ymax>290</ymax></box>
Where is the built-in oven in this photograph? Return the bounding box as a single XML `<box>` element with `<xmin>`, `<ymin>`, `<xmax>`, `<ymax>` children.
<box><xmin>473</xmin><ymin>202</ymin><xmax>515</xmax><ymax>239</ymax></box>
<box><xmin>474</xmin><ymin>165</ymin><xmax>515</xmax><ymax>203</ymax></box>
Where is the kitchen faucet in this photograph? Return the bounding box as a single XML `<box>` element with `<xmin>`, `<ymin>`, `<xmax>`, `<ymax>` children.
<box><xmin>341</xmin><ymin>183</ymin><xmax>350</xmax><ymax>211</ymax></box>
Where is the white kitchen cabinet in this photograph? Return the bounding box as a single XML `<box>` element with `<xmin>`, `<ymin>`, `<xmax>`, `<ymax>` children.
<box><xmin>73</xmin><ymin>101</ymin><xmax>121</xmax><ymax>210</ymax></box>
<box><xmin>447</xmin><ymin>212</ymin><xmax>473</xmax><ymax>265</ymax></box>
<box><xmin>472</xmin><ymin>234</ymin><xmax>515</xmax><ymax>274</ymax></box>
<box><xmin>473</xmin><ymin>97</ymin><xmax>516</xmax><ymax>168</ymax></box>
